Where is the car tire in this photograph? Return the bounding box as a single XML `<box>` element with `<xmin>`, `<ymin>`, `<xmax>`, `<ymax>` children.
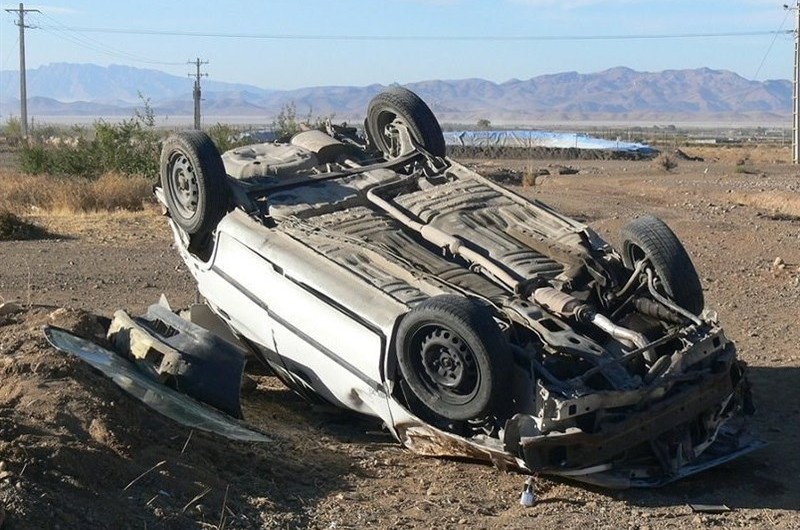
<box><xmin>366</xmin><ymin>87</ymin><xmax>446</xmax><ymax>158</ymax></box>
<box><xmin>396</xmin><ymin>295</ymin><xmax>511</xmax><ymax>422</ymax></box>
<box><xmin>621</xmin><ymin>215</ymin><xmax>704</xmax><ymax>315</ymax></box>
<box><xmin>160</xmin><ymin>131</ymin><xmax>229</xmax><ymax>235</ymax></box>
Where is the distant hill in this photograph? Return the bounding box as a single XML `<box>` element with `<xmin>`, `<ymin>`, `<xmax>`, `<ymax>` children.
<box><xmin>0</xmin><ymin>63</ymin><xmax>791</xmax><ymax>124</ymax></box>
<box><xmin>0</xmin><ymin>63</ymin><xmax>269</xmax><ymax>103</ymax></box>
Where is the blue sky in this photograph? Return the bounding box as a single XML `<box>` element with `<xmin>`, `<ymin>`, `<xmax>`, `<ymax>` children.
<box><xmin>0</xmin><ymin>0</ymin><xmax>794</xmax><ymax>89</ymax></box>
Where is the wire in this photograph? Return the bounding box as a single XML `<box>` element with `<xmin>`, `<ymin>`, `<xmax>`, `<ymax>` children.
<box><xmin>38</xmin><ymin>25</ymin><xmax>792</xmax><ymax>42</ymax></box>
<box><xmin>35</xmin><ymin>14</ymin><xmax>185</xmax><ymax>66</ymax></box>
<box><xmin>1</xmin><ymin>34</ymin><xmax>18</xmax><ymax>70</ymax></box>
<box><xmin>751</xmin><ymin>8</ymin><xmax>791</xmax><ymax>81</ymax></box>
<box><xmin>723</xmin><ymin>9</ymin><xmax>793</xmax><ymax>129</ymax></box>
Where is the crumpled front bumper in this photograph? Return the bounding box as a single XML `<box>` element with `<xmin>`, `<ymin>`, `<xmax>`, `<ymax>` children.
<box><xmin>503</xmin><ymin>358</ymin><xmax>764</xmax><ymax>488</ymax></box>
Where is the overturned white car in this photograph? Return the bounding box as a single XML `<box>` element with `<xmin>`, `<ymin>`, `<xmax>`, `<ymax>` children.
<box><xmin>156</xmin><ymin>87</ymin><xmax>759</xmax><ymax>487</ymax></box>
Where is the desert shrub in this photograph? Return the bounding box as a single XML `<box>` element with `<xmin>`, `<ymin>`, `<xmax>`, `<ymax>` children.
<box><xmin>18</xmin><ymin>96</ymin><xmax>161</xmax><ymax>179</ymax></box>
<box><xmin>2</xmin><ymin>116</ymin><xmax>23</xmax><ymax>146</ymax></box>
<box><xmin>28</xmin><ymin>123</ymin><xmax>68</xmax><ymax>143</ymax></box>
<box><xmin>93</xmin><ymin>120</ymin><xmax>159</xmax><ymax>177</ymax></box>
<box><xmin>206</xmin><ymin>123</ymin><xmax>249</xmax><ymax>153</ymax></box>
<box><xmin>0</xmin><ymin>171</ymin><xmax>50</xmax><ymax>213</ymax></box>
<box><xmin>46</xmin><ymin>178</ymin><xmax>95</xmax><ymax>212</ymax></box>
<box><xmin>18</xmin><ymin>144</ymin><xmax>49</xmax><ymax>174</ymax></box>
<box><xmin>655</xmin><ymin>154</ymin><xmax>677</xmax><ymax>172</ymax></box>
<box><xmin>272</xmin><ymin>102</ymin><xmax>334</xmax><ymax>142</ymax></box>
<box><xmin>19</xmin><ymin>137</ymin><xmax>98</xmax><ymax>178</ymax></box>
<box><xmin>522</xmin><ymin>166</ymin><xmax>538</xmax><ymax>187</ymax></box>
<box><xmin>272</xmin><ymin>102</ymin><xmax>302</xmax><ymax>142</ymax></box>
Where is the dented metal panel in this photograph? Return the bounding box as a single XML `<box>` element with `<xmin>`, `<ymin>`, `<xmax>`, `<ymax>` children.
<box><xmin>152</xmin><ymin>89</ymin><xmax>761</xmax><ymax>488</ymax></box>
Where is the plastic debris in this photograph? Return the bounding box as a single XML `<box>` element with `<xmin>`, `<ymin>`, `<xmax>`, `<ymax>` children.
<box><xmin>43</xmin><ymin>326</ymin><xmax>270</xmax><ymax>443</ymax></box>
<box><xmin>519</xmin><ymin>476</ymin><xmax>536</xmax><ymax>507</ymax></box>
<box><xmin>689</xmin><ymin>504</ymin><xmax>731</xmax><ymax>514</ymax></box>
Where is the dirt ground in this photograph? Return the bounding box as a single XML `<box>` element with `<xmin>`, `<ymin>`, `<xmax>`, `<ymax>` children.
<box><xmin>1</xmin><ymin>147</ymin><xmax>799</xmax><ymax>529</ymax></box>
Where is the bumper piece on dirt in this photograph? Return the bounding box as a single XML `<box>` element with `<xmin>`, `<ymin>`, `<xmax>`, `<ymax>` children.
<box><xmin>43</xmin><ymin>326</ymin><xmax>269</xmax><ymax>442</ymax></box>
<box><xmin>107</xmin><ymin>303</ymin><xmax>246</xmax><ymax>418</ymax></box>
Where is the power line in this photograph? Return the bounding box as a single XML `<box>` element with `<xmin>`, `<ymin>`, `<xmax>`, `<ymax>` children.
<box><xmin>37</xmin><ymin>25</ymin><xmax>184</xmax><ymax>66</ymax></box>
<box><xmin>723</xmin><ymin>7</ymin><xmax>792</xmax><ymax>140</ymax></box>
<box><xmin>38</xmin><ymin>25</ymin><xmax>792</xmax><ymax>42</ymax></box>
<box><xmin>751</xmin><ymin>8</ymin><xmax>792</xmax><ymax>81</ymax></box>
<box><xmin>36</xmin><ymin>13</ymin><xmax>185</xmax><ymax>66</ymax></box>
<box><xmin>0</xmin><ymin>34</ymin><xmax>19</xmax><ymax>71</ymax></box>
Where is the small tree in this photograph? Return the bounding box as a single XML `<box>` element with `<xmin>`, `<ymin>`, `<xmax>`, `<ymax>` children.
<box><xmin>476</xmin><ymin>118</ymin><xmax>492</xmax><ymax>130</ymax></box>
<box><xmin>2</xmin><ymin>116</ymin><xmax>23</xmax><ymax>145</ymax></box>
<box><xmin>272</xmin><ymin>102</ymin><xmax>302</xmax><ymax>142</ymax></box>
<box><xmin>655</xmin><ymin>154</ymin><xmax>677</xmax><ymax>172</ymax></box>
<box><xmin>93</xmin><ymin>95</ymin><xmax>160</xmax><ymax>177</ymax></box>
<box><xmin>272</xmin><ymin>102</ymin><xmax>335</xmax><ymax>142</ymax></box>
<box><xmin>207</xmin><ymin>123</ymin><xmax>245</xmax><ymax>153</ymax></box>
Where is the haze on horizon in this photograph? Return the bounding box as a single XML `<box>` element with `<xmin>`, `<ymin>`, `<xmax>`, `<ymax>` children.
<box><xmin>0</xmin><ymin>0</ymin><xmax>794</xmax><ymax>90</ymax></box>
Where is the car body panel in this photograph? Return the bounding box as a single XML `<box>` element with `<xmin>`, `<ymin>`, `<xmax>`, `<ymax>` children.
<box><xmin>155</xmin><ymin>104</ymin><xmax>760</xmax><ymax>488</ymax></box>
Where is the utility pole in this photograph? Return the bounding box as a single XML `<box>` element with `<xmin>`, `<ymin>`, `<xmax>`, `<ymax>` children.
<box><xmin>795</xmin><ymin>2</ymin><xmax>800</xmax><ymax>164</ymax></box>
<box><xmin>188</xmin><ymin>58</ymin><xmax>208</xmax><ymax>130</ymax></box>
<box><xmin>5</xmin><ymin>3</ymin><xmax>40</xmax><ymax>138</ymax></box>
<box><xmin>790</xmin><ymin>2</ymin><xmax>800</xmax><ymax>164</ymax></box>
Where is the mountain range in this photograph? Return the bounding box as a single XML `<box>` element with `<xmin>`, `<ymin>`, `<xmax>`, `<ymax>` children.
<box><xmin>0</xmin><ymin>63</ymin><xmax>791</xmax><ymax>124</ymax></box>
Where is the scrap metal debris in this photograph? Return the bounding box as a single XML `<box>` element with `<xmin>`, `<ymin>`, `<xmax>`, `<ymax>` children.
<box><xmin>107</xmin><ymin>302</ymin><xmax>246</xmax><ymax>418</ymax></box>
<box><xmin>519</xmin><ymin>476</ymin><xmax>537</xmax><ymax>507</ymax></box>
<box><xmin>689</xmin><ymin>504</ymin><xmax>732</xmax><ymax>514</ymax></box>
<box><xmin>43</xmin><ymin>326</ymin><xmax>270</xmax><ymax>443</ymax></box>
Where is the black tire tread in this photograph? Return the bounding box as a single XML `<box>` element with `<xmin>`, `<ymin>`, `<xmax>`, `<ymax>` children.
<box><xmin>367</xmin><ymin>87</ymin><xmax>446</xmax><ymax>157</ymax></box>
<box><xmin>160</xmin><ymin>131</ymin><xmax>228</xmax><ymax>235</ymax></box>
<box><xmin>396</xmin><ymin>295</ymin><xmax>511</xmax><ymax>421</ymax></box>
<box><xmin>621</xmin><ymin>215</ymin><xmax>704</xmax><ymax>315</ymax></box>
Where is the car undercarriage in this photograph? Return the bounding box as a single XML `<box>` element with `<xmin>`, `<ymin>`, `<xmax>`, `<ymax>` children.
<box><xmin>151</xmin><ymin>87</ymin><xmax>762</xmax><ymax>487</ymax></box>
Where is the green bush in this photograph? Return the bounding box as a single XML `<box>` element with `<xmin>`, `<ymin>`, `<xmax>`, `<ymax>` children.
<box><xmin>19</xmin><ymin>96</ymin><xmax>161</xmax><ymax>179</ymax></box>
<box><xmin>272</xmin><ymin>102</ymin><xmax>302</xmax><ymax>142</ymax></box>
<box><xmin>272</xmin><ymin>102</ymin><xmax>334</xmax><ymax>143</ymax></box>
<box><xmin>18</xmin><ymin>144</ymin><xmax>49</xmax><ymax>174</ymax></box>
<box><xmin>2</xmin><ymin>116</ymin><xmax>23</xmax><ymax>145</ymax></box>
<box><xmin>206</xmin><ymin>123</ymin><xmax>248</xmax><ymax>153</ymax></box>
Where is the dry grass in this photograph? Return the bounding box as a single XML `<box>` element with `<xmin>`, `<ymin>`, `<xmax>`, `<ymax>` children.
<box><xmin>0</xmin><ymin>170</ymin><xmax>152</xmax><ymax>214</ymax></box>
<box><xmin>21</xmin><ymin>209</ymin><xmax>168</xmax><ymax>242</ymax></box>
<box><xmin>730</xmin><ymin>190</ymin><xmax>800</xmax><ymax>218</ymax></box>
<box><xmin>654</xmin><ymin>154</ymin><xmax>677</xmax><ymax>172</ymax></box>
<box><xmin>686</xmin><ymin>144</ymin><xmax>791</xmax><ymax>165</ymax></box>
<box><xmin>522</xmin><ymin>166</ymin><xmax>538</xmax><ymax>187</ymax></box>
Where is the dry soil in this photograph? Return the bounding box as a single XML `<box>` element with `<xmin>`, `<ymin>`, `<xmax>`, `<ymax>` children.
<box><xmin>0</xmin><ymin>149</ymin><xmax>799</xmax><ymax>529</ymax></box>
